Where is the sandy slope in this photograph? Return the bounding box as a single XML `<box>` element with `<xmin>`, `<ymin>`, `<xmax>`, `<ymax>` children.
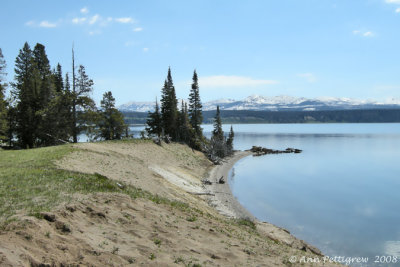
<box><xmin>0</xmin><ymin>141</ymin><xmax>341</xmax><ymax>266</ymax></box>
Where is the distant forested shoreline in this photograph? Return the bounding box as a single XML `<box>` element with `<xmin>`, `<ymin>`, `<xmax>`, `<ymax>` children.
<box><xmin>122</xmin><ymin>109</ymin><xmax>400</xmax><ymax>125</ymax></box>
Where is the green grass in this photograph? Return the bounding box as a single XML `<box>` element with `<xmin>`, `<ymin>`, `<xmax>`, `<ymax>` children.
<box><xmin>235</xmin><ymin>217</ymin><xmax>257</xmax><ymax>230</ymax></box>
<box><xmin>0</xmin><ymin>143</ymin><xmax>197</xmax><ymax>230</ymax></box>
<box><xmin>0</xmin><ymin>145</ymin><xmax>124</xmax><ymax>228</ymax></box>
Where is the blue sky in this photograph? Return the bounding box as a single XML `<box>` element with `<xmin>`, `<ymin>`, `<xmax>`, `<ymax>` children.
<box><xmin>1</xmin><ymin>0</ymin><xmax>400</xmax><ymax>105</ymax></box>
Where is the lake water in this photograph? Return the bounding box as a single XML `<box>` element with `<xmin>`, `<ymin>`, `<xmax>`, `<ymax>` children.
<box><xmin>204</xmin><ymin>123</ymin><xmax>400</xmax><ymax>267</ymax></box>
<box><xmin>130</xmin><ymin>123</ymin><xmax>400</xmax><ymax>266</ymax></box>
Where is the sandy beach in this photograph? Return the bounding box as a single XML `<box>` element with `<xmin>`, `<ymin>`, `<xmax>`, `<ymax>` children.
<box><xmin>205</xmin><ymin>151</ymin><xmax>254</xmax><ymax>219</ymax></box>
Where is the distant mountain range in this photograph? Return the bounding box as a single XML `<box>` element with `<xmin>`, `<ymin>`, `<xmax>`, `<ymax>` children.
<box><xmin>118</xmin><ymin>95</ymin><xmax>400</xmax><ymax>112</ymax></box>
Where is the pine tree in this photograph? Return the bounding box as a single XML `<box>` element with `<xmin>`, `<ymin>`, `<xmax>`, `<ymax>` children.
<box><xmin>0</xmin><ymin>48</ymin><xmax>8</xmax><ymax>142</ymax></box>
<box><xmin>160</xmin><ymin>67</ymin><xmax>178</xmax><ymax>140</ymax></box>
<box><xmin>32</xmin><ymin>43</ymin><xmax>57</xmax><ymax>146</ymax></box>
<box><xmin>71</xmin><ymin>61</ymin><xmax>96</xmax><ymax>142</ymax></box>
<box><xmin>226</xmin><ymin>125</ymin><xmax>234</xmax><ymax>155</ymax></box>
<box><xmin>146</xmin><ymin>98</ymin><xmax>162</xmax><ymax>138</ymax></box>
<box><xmin>54</xmin><ymin>63</ymin><xmax>63</xmax><ymax>93</ymax></box>
<box><xmin>47</xmin><ymin>65</ymin><xmax>72</xmax><ymax>143</ymax></box>
<box><xmin>59</xmin><ymin>72</ymin><xmax>73</xmax><ymax>140</ymax></box>
<box><xmin>12</xmin><ymin>42</ymin><xmax>38</xmax><ymax>148</ymax></box>
<box><xmin>212</xmin><ymin>106</ymin><xmax>223</xmax><ymax>140</ymax></box>
<box><xmin>211</xmin><ymin>106</ymin><xmax>226</xmax><ymax>158</ymax></box>
<box><xmin>32</xmin><ymin>43</ymin><xmax>53</xmax><ymax>104</ymax></box>
<box><xmin>177</xmin><ymin>100</ymin><xmax>194</xmax><ymax>144</ymax></box>
<box><xmin>188</xmin><ymin>70</ymin><xmax>203</xmax><ymax>137</ymax></box>
<box><xmin>98</xmin><ymin>91</ymin><xmax>126</xmax><ymax>140</ymax></box>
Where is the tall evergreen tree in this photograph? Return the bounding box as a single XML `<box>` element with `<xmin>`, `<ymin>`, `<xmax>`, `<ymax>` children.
<box><xmin>98</xmin><ymin>91</ymin><xmax>126</xmax><ymax>140</ymax></box>
<box><xmin>160</xmin><ymin>67</ymin><xmax>178</xmax><ymax>140</ymax></box>
<box><xmin>47</xmin><ymin>65</ymin><xmax>72</xmax><ymax>143</ymax></box>
<box><xmin>212</xmin><ymin>106</ymin><xmax>223</xmax><ymax>140</ymax></box>
<box><xmin>177</xmin><ymin>100</ymin><xmax>194</xmax><ymax>144</ymax></box>
<box><xmin>12</xmin><ymin>42</ymin><xmax>38</xmax><ymax>148</ymax></box>
<box><xmin>211</xmin><ymin>105</ymin><xmax>226</xmax><ymax>158</ymax></box>
<box><xmin>53</xmin><ymin>63</ymin><xmax>63</xmax><ymax>93</ymax></box>
<box><xmin>146</xmin><ymin>98</ymin><xmax>162</xmax><ymax>138</ymax></box>
<box><xmin>188</xmin><ymin>70</ymin><xmax>203</xmax><ymax>136</ymax></box>
<box><xmin>226</xmin><ymin>125</ymin><xmax>234</xmax><ymax>155</ymax></box>
<box><xmin>58</xmin><ymin>72</ymin><xmax>73</xmax><ymax>141</ymax></box>
<box><xmin>0</xmin><ymin>48</ymin><xmax>8</xmax><ymax>142</ymax></box>
<box><xmin>32</xmin><ymin>43</ymin><xmax>57</xmax><ymax>146</ymax></box>
<box><xmin>71</xmin><ymin>61</ymin><xmax>96</xmax><ymax>142</ymax></box>
<box><xmin>32</xmin><ymin>43</ymin><xmax>53</xmax><ymax>104</ymax></box>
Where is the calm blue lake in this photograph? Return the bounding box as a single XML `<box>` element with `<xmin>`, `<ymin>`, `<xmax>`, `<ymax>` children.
<box><xmin>204</xmin><ymin>123</ymin><xmax>400</xmax><ymax>266</ymax></box>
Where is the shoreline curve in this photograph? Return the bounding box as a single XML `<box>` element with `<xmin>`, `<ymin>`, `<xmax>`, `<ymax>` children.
<box><xmin>206</xmin><ymin>150</ymin><xmax>254</xmax><ymax>219</ymax></box>
<box><xmin>206</xmin><ymin>150</ymin><xmax>326</xmax><ymax>257</ymax></box>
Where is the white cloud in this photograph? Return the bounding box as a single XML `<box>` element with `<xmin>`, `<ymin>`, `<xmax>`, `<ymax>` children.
<box><xmin>115</xmin><ymin>17</ymin><xmax>134</xmax><ymax>24</ymax></box>
<box><xmin>39</xmin><ymin>21</ymin><xmax>57</xmax><ymax>28</ymax></box>
<box><xmin>89</xmin><ymin>14</ymin><xmax>100</xmax><ymax>25</ymax></box>
<box><xmin>363</xmin><ymin>31</ymin><xmax>374</xmax><ymax>37</ymax></box>
<box><xmin>80</xmin><ymin>7</ymin><xmax>89</xmax><ymax>14</ymax></box>
<box><xmin>25</xmin><ymin>20</ymin><xmax>58</xmax><ymax>28</ymax></box>
<box><xmin>72</xmin><ymin>17</ymin><xmax>87</xmax><ymax>24</ymax></box>
<box><xmin>353</xmin><ymin>30</ymin><xmax>375</xmax><ymax>37</ymax></box>
<box><xmin>143</xmin><ymin>47</ymin><xmax>149</xmax><ymax>52</ymax></box>
<box><xmin>384</xmin><ymin>0</ymin><xmax>400</xmax><ymax>12</ymax></box>
<box><xmin>385</xmin><ymin>0</ymin><xmax>400</xmax><ymax>4</ymax></box>
<box><xmin>199</xmin><ymin>75</ymin><xmax>278</xmax><ymax>88</ymax></box>
<box><xmin>133</xmin><ymin>27</ymin><xmax>143</xmax><ymax>32</ymax></box>
<box><xmin>297</xmin><ymin>73</ymin><xmax>317</xmax><ymax>83</ymax></box>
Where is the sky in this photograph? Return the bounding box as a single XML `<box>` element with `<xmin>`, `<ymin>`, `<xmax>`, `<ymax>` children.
<box><xmin>1</xmin><ymin>0</ymin><xmax>400</xmax><ymax>106</ymax></box>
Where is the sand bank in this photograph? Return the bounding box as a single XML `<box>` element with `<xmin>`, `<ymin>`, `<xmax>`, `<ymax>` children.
<box><xmin>206</xmin><ymin>151</ymin><xmax>254</xmax><ymax>219</ymax></box>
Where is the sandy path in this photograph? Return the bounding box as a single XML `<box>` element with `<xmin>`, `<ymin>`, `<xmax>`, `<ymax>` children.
<box><xmin>206</xmin><ymin>151</ymin><xmax>254</xmax><ymax>219</ymax></box>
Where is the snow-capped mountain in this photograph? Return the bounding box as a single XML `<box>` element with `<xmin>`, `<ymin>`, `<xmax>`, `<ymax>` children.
<box><xmin>119</xmin><ymin>95</ymin><xmax>400</xmax><ymax>112</ymax></box>
<box><xmin>119</xmin><ymin>101</ymin><xmax>154</xmax><ymax>112</ymax></box>
<box><xmin>119</xmin><ymin>99</ymin><xmax>189</xmax><ymax>112</ymax></box>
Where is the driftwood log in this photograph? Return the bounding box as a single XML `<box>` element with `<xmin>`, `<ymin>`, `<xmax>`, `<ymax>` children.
<box><xmin>250</xmin><ymin>146</ymin><xmax>302</xmax><ymax>156</ymax></box>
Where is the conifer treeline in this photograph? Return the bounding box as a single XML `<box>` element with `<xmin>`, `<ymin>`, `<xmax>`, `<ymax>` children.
<box><xmin>0</xmin><ymin>43</ymin><xmax>126</xmax><ymax>148</ymax></box>
<box><xmin>0</xmin><ymin>44</ymin><xmax>235</xmax><ymax>159</ymax></box>
<box><xmin>146</xmin><ymin>68</ymin><xmax>234</xmax><ymax>160</ymax></box>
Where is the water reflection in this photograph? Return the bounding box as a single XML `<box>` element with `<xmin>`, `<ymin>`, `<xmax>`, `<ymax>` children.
<box><xmin>228</xmin><ymin>124</ymin><xmax>400</xmax><ymax>266</ymax></box>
